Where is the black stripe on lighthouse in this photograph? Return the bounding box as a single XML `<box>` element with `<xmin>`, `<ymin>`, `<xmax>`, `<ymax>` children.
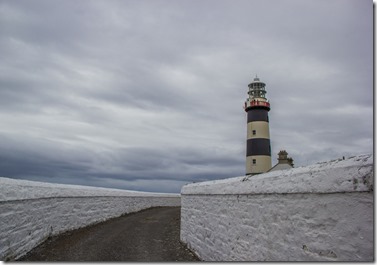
<box><xmin>247</xmin><ymin>109</ymin><xmax>269</xmax><ymax>123</ymax></box>
<box><xmin>246</xmin><ymin>138</ymin><xmax>271</xmax><ymax>156</ymax></box>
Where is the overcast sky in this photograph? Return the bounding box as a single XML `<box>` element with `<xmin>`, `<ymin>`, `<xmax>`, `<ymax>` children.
<box><xmin>0</xmin><ymin>0</ymin><xmax>373</xmax><ymax>193</ymax></box>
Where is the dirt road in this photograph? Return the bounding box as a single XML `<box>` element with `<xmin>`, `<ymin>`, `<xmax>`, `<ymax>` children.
<box><xmin>18</xmin><ymin>207</ymin><xmax>199</xmax><ymax>262</ymax></box>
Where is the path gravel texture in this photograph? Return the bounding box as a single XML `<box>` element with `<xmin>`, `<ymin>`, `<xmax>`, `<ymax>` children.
<box><xmin>17</xmin><ymin>207</ymin><xmax>200</xmax><ymax>262</ymax></box>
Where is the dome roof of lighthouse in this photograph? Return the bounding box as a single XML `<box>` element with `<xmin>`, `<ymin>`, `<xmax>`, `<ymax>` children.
<box><xmin>248</xmin><ymin>75</ymin><xmax>266</xmax><ymax>87</ymax></box>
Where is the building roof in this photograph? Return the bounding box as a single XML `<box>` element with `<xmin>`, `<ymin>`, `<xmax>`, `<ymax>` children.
<box><xmin>268</xmin><ymin>162</ymin><xmax>293</xmax><ymax>172</ymax></box>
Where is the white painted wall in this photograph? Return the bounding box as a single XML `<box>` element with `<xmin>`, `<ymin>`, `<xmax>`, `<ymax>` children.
<box><xmin>0</xmin><ymin>178</ymin><xmax>180</xmax><ymax>261</ymax></box>
<box><xmin>180</xmin><ymin>154</ymin><xmax>373</xmax><ymax>261</ymax></box>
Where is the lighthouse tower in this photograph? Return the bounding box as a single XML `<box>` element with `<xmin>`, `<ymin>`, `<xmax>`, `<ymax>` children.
<box><xmin>244</xmin><ymin>76</ymin><xmax>272</xmax><ymax>175</ymax></box>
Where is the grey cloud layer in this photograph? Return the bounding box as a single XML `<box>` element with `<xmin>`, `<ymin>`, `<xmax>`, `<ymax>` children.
<box><xmin>0</xmin><ymin>0</ymin><xmax>372</xmax><ymax>192</ymax></box>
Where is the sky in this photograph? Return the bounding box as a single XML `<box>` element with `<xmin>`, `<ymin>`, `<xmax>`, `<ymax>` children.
<box><xmin>0</xmin><ymin>0</ymin><xmax>373</xmax><ymax>193</ymax></box>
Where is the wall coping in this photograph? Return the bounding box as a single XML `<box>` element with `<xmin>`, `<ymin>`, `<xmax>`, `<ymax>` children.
<box><xmin>0</xmin><ymin>177</ymin><xmax>179</xmax><ymax>202</ymax></box>
<box><xmin>181</xmin><ymin>154</ymin><xmax>373</xmax><ymax>195</ymax></box>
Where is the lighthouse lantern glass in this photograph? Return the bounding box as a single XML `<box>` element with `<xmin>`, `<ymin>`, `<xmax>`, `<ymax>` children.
<box><xmin>248</xmin><ymin>81</ymin><xmax>267</xmax><ymax>100</ymax></box>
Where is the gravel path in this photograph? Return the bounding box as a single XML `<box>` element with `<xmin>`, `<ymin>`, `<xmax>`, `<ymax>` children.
<box><xmin>17</xmin><ymin>207</ymin><xmax>200</xmax><ymax>262</ymax></box>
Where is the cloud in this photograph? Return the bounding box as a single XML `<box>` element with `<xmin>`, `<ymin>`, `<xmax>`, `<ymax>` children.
<box><xmin>0</xmin><ymin>0</ymin><xmax>372</xmax><ymax>193</ymax></box>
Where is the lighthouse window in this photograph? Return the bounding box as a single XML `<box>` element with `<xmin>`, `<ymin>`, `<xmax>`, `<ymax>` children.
<box><xmin>252</xmin><ymin>159</ymin><xmax>256</xmax><ymax>165</ymax></box>
<box><xmin>252</xmin><ymin>130</ymin><xmax>256</xmax><ymax>135</ymax></box>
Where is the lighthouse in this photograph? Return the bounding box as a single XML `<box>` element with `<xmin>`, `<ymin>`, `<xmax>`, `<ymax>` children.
<box><xmin>244</xmin><ymin>76</ymin><xmax>272</xmax><ymax>175</ymax></box>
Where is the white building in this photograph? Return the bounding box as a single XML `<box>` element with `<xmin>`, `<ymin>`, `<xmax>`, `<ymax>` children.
<box><xmin>268</xmin><ymin>150</ymin><xmax>294</xmax><ymax>172</ymax></box>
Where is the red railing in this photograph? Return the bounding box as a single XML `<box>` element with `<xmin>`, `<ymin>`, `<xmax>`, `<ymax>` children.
<box><xmin>250</xmin><ymin>100</ymin><xmax>270</xmax><ymax>108</ymax></box>
<box><xmin>244</xmin><ymin>100</ymin><xmax>270</xmax><ymax>109</ymax></box>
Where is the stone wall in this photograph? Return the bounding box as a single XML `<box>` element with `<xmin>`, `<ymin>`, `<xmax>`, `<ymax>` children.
<box><xmin>0</xmin><ymin>178</ymin><xmax>180</xmax><ymax>260</ymax></box>
<box><xmin>180</xmin><ymin>154</ymin><xmax>373</xmax><ymax>261</ymax></box>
